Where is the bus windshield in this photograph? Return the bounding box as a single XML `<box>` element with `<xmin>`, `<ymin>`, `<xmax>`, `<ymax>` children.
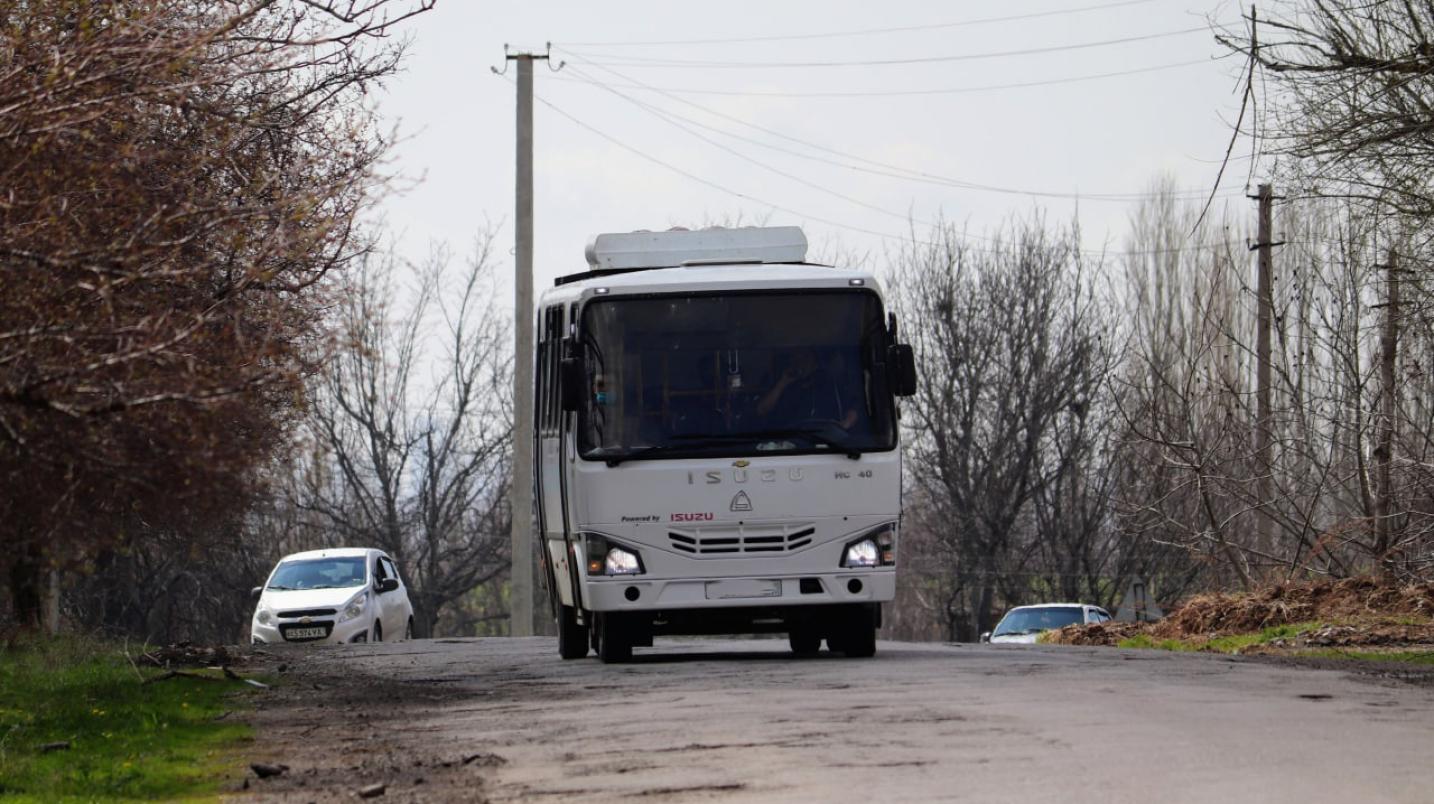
<box><xmin>577</xmin><ymin>290</ymin><xmax>898</xmax><ymax>461</ymax></box>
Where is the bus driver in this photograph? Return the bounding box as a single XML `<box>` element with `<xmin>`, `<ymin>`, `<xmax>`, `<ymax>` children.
<box><xmin>756</xmin><ymin>347</ymin><xmax>859</xmax><ymax>430</ymax></box>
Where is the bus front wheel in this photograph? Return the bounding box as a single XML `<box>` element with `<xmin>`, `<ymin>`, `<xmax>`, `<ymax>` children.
<box><xmin>558</xmin><ymin>605</ymin><xmax>589</xmax><ymax>660</ymax></box>
<box><xmin>596</xmin><ymin>613</ymin><xmax>633</xmax><ymax>664</ymax></box>
<box><xmin>788</xmin><ymin>627</ymin><xmax>822</xmax><ymax>656</ymax></box>
<box><xmin>829</xmin><ymin>604</ymin><xmax>877</xmax><ymax>658</ymax></box>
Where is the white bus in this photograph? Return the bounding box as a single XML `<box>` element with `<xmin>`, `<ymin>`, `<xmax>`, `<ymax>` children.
<box><xmin>533</xmin><ymin>226</ymin><xmax>916</xmax><ymax>662</ymax></box>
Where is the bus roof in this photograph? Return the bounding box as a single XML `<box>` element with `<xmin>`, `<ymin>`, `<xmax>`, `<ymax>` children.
<box><xmin>585</xmin><ymin>226</ymin><xmax>807</xmax><ymax>272</ymax></box>
<box><xmin>541</xmin><ymin>260</ymin><xmax>879</xmax><ymax>304</ymax></box>
<box><xmin>540</xmin><ymin>225</ymin><xmax>884</xmax><ymax>305</ymax></box>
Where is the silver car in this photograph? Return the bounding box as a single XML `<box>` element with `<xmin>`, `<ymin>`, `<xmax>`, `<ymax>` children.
<box><xmin>251</xmin><ymin>548</ymin><xmax>414</xmax><ymax>644</ymax></box>
<box><xmin>982</xmin><ymin>603</ymin><xmax>1111</xmax><ymax>644</ymax></box>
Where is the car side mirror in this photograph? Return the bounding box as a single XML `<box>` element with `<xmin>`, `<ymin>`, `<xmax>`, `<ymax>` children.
<box><xmin>559</xmin><ymin>357</ymin><xmax>584</xmax><ymax>412</ymax></box>
<box><xmin>251</xmin><ymin>586</ymin><xmax>263</xmax><ymax>598</ymax></box>
<box><xmin>889</xmin><ymin>344</ymin><xmax>917</xmax><ymax>397</ymax></box>
<box><xmin>377</xmin><ymin>578</ymin><xmax>399</xmax><ymax>594</ymax></box>
<box><xmin>980</xmin><ymin>631</ymin><xmax>991</xmax><ymax>643</ymax></box>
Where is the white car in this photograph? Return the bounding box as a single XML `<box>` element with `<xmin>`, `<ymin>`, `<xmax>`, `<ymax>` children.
<box><xmin>981</xmin><ymin>603</ymin><xmax>1111</xmax><ymax>644</ymax></box>
<box><xmin>250</xmin><ymin>548</ymin><xmax>414</xmax><ymax>644</ymax></box>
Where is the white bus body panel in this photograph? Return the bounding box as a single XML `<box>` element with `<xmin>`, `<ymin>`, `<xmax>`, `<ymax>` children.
<box><xmin>563</xmin><ymin>450</ymin><xmax>899</xmax><ymax>613</ymax></box>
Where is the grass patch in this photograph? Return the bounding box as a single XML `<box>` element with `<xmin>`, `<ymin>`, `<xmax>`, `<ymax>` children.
<box><xmin>1118</xmin><ymin>622</ymin><xmax>1434</xmax><ymax>664</ymax></box>
<box><xmin>1119</xmin><ymin>624</ymin><xmax>1311</xmax><ymax>653</ymax></box>
<box><xmin>0</xmin><ymin>634</ymin><xmax>259</xmax><ymax>803</ymax></box>
<box><xmin>1298</xmin><ymin>649</ymin><xmax>1434</xmax><ymax>665</ymax></box>
<box><xmin>1118</xmin><ymin>635</ymin><xmax>1195</xmax><ymax>651</ymax></box>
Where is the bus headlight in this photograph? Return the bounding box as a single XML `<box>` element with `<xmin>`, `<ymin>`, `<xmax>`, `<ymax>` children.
<box><xmin>841</xmin><ymin>526</ymin><xmax>897</xmax><ymax>568</ymax></box>
<box><xmin>584</xmin><ymin>534</ymin><xmax>646</xmax><ymax>576</ymax></box>
<box><xmin>842</xmin><ymin>539</ymin><xmax>880</xmax><ymax>568</ymax></box>
<box><xmin>604</xmin><ymin>547</ymin><xmax>643</xmax><ymax>576</ymax></box>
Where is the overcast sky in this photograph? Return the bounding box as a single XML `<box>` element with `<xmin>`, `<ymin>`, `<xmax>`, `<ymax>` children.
<box><xmin>374</xmin><ymin>0</ymin><xmax>1251</xmax><ymax>293</ymax></box>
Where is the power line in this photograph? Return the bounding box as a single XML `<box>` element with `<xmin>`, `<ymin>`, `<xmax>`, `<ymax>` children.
<box><xmin>561</xmin><ymin>65</ymin><xmax>967</xmax><ymax>234</ymax></box>
<box><xmin>501</xmin><ymin>73</ymin><xmax>1233</xmax><ymax>260</ymax></box>
<box><xmin>564</xmin><ymin>62</ymin><xmax>1241</xmax><ymax>204</ymax></box>
<box><xmin>514</xmin><ymin>77</ymin><xmax>951</xmax><ymax>249</ymax></box>
<box><xmin>560</xmin><ymin>0</ymin><xmax>1161</xmax><ymax>47</ymax></box>
<box><xmin>549</xmin><ymin>57</ymin><xmax>1223</xmax><ymax>99</ymax></box>
<box><xmin>554</xmin><ymin>26</ymin><xmax>1209</xmax><ymax>69</ymax></box>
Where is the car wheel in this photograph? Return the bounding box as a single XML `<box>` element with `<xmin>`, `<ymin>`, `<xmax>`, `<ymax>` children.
<box><xmin>372</xmin><ymin>620</ymin><xmax>383</xmax><ymax>643</ymax></box>
<box><xmin>558</xmin><ymin>605</ymin><xmax>589</xmax><ymax>660</ymax></box>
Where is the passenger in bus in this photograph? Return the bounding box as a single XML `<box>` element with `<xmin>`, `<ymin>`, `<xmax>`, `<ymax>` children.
<box><xmin>756</xmin><ymin>347</ymin><xmax>859</xmax><ymax>430</ymax></box>
<box><xmin>587</xmin><ymin>373</ymin><xmax>613</xmax><ymax>446</ymax></box>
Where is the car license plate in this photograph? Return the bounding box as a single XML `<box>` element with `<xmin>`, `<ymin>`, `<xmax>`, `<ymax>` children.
<box><xmin>705</xmin><ymin>579</ymin><xmax>781</xmax><ymax>600</ymax></box>
<box><xmin>286</xmin><ymin>626</ymin><xmax>326</xmax><ymax>640</ymax></box>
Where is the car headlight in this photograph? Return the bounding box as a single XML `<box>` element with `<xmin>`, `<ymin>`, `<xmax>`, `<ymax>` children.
<box><xmin>255</xmin><ymin>607</ymin><xmax>273</xmax><ymax>625</ymax></box>
<box><xmin>584</xmin><ymin>534</ymin><xmax>645</xmax><ymax>576</ymax></box>
<box><xmin>841</xmin><ymin>526</ymin><xmax>897</xmax><ymax>568</ymax></box>
<box><xmin>339</xmin><ymin>593</ymin><xmax>368</xmax><ymax>622</ymax></box>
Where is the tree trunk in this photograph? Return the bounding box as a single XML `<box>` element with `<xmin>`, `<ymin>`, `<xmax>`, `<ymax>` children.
<box><xmin>7</xmin><ymin>538</ymin><xmax>46</xmax><ymax>628</ymax></box>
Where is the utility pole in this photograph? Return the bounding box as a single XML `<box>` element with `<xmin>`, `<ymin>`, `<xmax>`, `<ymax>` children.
<box><xmin>1251</xmin><ymin>183</ymin><xmax>1275</xmax><ymax>571</ymax></box>
<box><xmin>1375</xmin><ymin>248</ymin><xmax>1400</xmax><ymax>568</ymax></box>
<box><xmin>509</xmin><ymin>49</ymin><xmax>547</xmax><ymax>637</ymax></box>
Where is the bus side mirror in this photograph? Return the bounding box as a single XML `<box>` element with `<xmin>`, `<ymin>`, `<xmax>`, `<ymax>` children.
<box><xmin>889</xmin><ymin>344</ymin><xmax>917</xmax><ymax>397</ymax></box>
<box><xmin>559</xmin><ymin>357</ymin><xmax>584</xmax><ymax>412</ymax></box>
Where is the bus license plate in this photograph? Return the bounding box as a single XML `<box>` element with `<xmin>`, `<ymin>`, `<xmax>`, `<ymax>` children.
<box><xmin>286</xmin><ymin>627</ymin><xmax>326</xmax><ymax>640</ymax></box>
<box><xmin>705</xmin><ymin>579</ymin><xmax>781</xmax><ymax>600</ymax></box>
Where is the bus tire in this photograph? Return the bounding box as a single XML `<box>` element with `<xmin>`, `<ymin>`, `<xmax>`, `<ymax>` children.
<box><xmin>838</xmin><ymin>605</ymin><xmax>877</xmax><ymax>658</ymax></box>
<box><xmin>558</xmin><ymin>605</ymin><xmax>589</xmax><ymax>660</ymax></box>
<box><xmin>788</xmin><ymin>628</ymin><xmax>822</xmax><ymax>656</ymax></box>
<box><xmin>596</xmin><ymin>613</ymin><xmax>633</xmax><ymax>664</ymax></box>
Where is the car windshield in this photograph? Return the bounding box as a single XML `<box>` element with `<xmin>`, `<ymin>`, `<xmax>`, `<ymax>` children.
<box><xmin>993</xmin><ymin>607</ymin><xmax>1085</xmax><ymax>636</ymax></box>
<box><xmin>267</xmin><ymin>558</ymin><xmax>368</xmax><ymax>591</ymax></box>
<box><xmin>576</xmin><ymin>290</ymin><xmax>899</xmax><ymax>461</ymax></box>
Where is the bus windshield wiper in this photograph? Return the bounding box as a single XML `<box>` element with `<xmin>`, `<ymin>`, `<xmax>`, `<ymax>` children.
<box><xmin>678</xmin><ymin>428</ymin><xmax>863</xmax><ymax>459</ymax></box>
<box><xmin>669</xmin><ymin>432</ymin><xmax>751</xmax><ymax>444</ymax></box>
<box><xmin>788</xmin><ymin>427</ymin><xmax>863</xmax><ymax>459</ymax></box>
<box><xmin>603</xmin><ymin>445</ymin><xmax>672</xmax><ymax>467</ymax></box>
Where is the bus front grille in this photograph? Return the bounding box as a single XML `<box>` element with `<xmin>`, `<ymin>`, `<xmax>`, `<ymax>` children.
<box><xmin>669</xmin><ymin>526</ymin><xmax>815</xmax><ymax>555</ymax></box>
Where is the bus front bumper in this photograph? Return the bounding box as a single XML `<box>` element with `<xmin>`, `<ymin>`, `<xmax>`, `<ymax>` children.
<box><xmin>582</xmin><ymin>570</ymin><xmax>894</xmax><ymax>612</ymax></box>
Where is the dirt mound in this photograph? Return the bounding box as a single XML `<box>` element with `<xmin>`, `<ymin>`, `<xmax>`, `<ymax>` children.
<box><xmin>1046</xmin><ymin>576</ymin><xmax>1434</xmax><ymax>649</ymax></box>
<box><xmin>1152</xmin><ymin>576</ymin><xmax>1434</xmax><ymax>637</ymax></box>
<box><xmin>1049</xmin><ymin>621</ymin><xmax>1148</xmax><ymax>646</ymax></box>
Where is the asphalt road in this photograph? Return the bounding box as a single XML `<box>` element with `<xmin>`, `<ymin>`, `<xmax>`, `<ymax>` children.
<box><xmin>235</xmin><ymin>637</ymin><xmax>1434</xmax><ymax>804</ymax></box>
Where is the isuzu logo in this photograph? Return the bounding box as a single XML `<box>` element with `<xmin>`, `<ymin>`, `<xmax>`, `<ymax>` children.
<box><xmin>687</xmin><ymin>468</ymin><xmax>804</xmax><ymax>485</ymax></box>
<box><xmin>672</xmin><ymin>512</ymin><xmax>715</xmax><ymax>522</ymax></box>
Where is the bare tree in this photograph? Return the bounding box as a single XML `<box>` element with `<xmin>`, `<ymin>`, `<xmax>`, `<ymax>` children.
<box><xmin>1219</xmin><ymin>1</ymin><xmax>1434</xmax><ymax>219</ymax></box>
<box><xmin>1210</xmin><ymin>0</ymin><xmax>1434</xmax><ymax>580</ymax></box>
<box><xmin>62</xmin><ymin>489</ymin><xmax>310</xmax><ymax>644</ymax></box>
<box><xmin>0</xmin><ymin>0</ymin><xmax>433</xmax><ymax>625</ymax></box>
<box><xmin>1118</xmin><ymin>179</ymin><xmax>1434</xmax><ymax>586</ymax></box>
<box><xmin>889</xmin><ymin>215</ymin><xmax>1117</xmax><ymax>641</ymax></box>
<box><xmin>1116</xmin><ymin>180</ymin><xmax>1260</xmax><ymax>589</ymax></box>
<box><xmin>296</xmin><ymin>236</ymin><xmax>513</xmax><ymax>638</ymax></box>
